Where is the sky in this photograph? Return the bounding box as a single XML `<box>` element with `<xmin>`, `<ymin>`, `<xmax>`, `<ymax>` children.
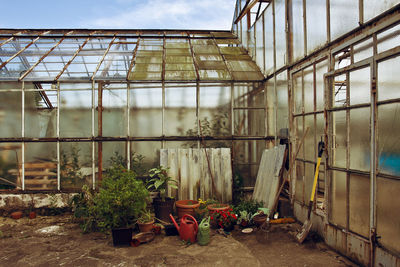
<box><xmin>0</xmin><ymin>0</ymin><xmax>237</xmax><ymax>30</ymax></box>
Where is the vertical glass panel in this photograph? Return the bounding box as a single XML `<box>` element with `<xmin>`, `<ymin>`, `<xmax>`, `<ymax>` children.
<box><xmin>60</xmin><ymin>142</ymin><xmax>92</xmax><ymax>190</ymax></box>
<box><xmin>0</xmin><ymin>143</ymin><xmax>22</xmax><ymax>189</ymax></box>
<box><xmin>349</xmin><ymin>174</ymin><xmax>370</xmax><ymax>238</ymax></box>
<box><xmin>378</xmin><ymin>103</ymin><xmax>400</xmax><ymax>176</ymax></box>
<box><xmin>248</xmin><ymin>25</ymin><xmax>256</xmax><ymax>60</ymax></box>
<box><xmin>349</xmin><ymin>108</ymin><xmax>370</xmax><ymax>171</ymax></box>
<box><xmin>0</xmin><ymin>91</ymin><xmax>22</xmax><ymax>138</ymax></box>
<box><xmin>295</xmin><ymin>160</ymin><xmax>304</xmax><ymax>203</ymax></box>
<box><xmin>377</xmin><ymin>56</ymin><xmax>400</xmax><ymax>101</ymax></box>
<box><xmin>233</xmin><ymin>140</ymin><xmax>262</xmax><ymax>187</ymax></box>
<box><xmin>364</xmin><ymin>0</ymin><xmax>399</xmax><ymax>22</ymax></box>
<box><xmin>349</xmin><ymin>67</ymin><xmax>370</xmax><ymax>105</ymax></box>
<box><xmin>277</xmin><ymin>71</ymin><xmax>289</xmax><ymax>135</ymax></box>
<box><xmin>377</xmin><ymin>177</ymin><xmax>400</xmax><ymax>253</ymax></box>
<box><xmin>316</xmin><ymin>113</ymin><xmax>324</xmax><ymax>143</ymax></box>
<box><xmin>294</xmin><ymin>71</ymin><xmax>303</xmax><ymax>114</ymax></box>
<box><xmin>200</xmin><ymin>84</ymin><xmax>231</xmax><ymax>136</ymax></box>
<box><xmin>316</xmin><ymin>60</ymin><xmax>327</xmax><ymax>111</ymax></box>
<box><xmin>330</xmin><ymin>0</ymin><xmax>359</xmax><ymax>41</ymax></box>
<box><xmin>102</xmin><ymin>86</ymin><xmax>127</xmax><ymax>137</ymax></box>
<box><xmin>304</xmin><ymin>66</ymin><xmax>314</xmax><ymax>113</ymax></box>
<box><xmin>332</xmin><ymin>111</ymin><xmax>346</xmax><ymax>168</ymax></box>
<box><xmin>264</xmin><ymin>6</ymin><xmax>274</xmax><ymax>75</ymax></box>
<box><xmin>255</xmin><ymin>17</ymin><xmax>265</xmax><ymax>73</ymax></box>
<box><xmin>24</xmin><ymin>142</ymin><xmax>57</xmax><ymax>190</ymax></box>
<box><xmin>266</xmin><ymin>79</ymin><xmax>275</xmax><ymax>136</ymax></box>
<box><xmin>242</xmin><ymin>14</ymin><xmax>248</xmax><ymax>49</ymax></box>
<box><xmin>131</xmin><ymin>141</ymin><xmax>161</xmax><ymax>172</ymax></box>
<box><xmin>60</xmin><ymin>85</ymin><xmax>94</xmax><ymax>138</ymax></box>
<box><xmin>377</xmin><ymin>24</ymin><xmax>400</xmax><ymax>54</ymax></box>
<box><xmin>306</xmin><ymin>0</ymin><xmax>327</xmax><ymax>53</ymax></box>
<box><xmin>304</xmin><ymin>115</ymin><xmax>315</xmax><ymax>161</ymax></box>
<box><xmin>295</xmin><ymin>116</ymin><xmax>304</xmax><ymax>159</ymax></box>
<box><xmin>275</xmin><ymin>0</ymin><xmax>287</xmax><ymax>69</ymax></box>
<box><xmin>102</xmin><ymin>141</ymin><xmax>126</xmax><ymax>169</ymax></box>
<box><xmin>165</xmin><ymin>84</ymin><xmax>196</xmax><ymax>136</ymax></box>
<box><xmin>330</xmin><ymin>170</ymin><xmax>347</xmax><ymax>228</ymax></box>
<box><xmin>129</xmin><ymin>85</ymin><xmax>162</xmax><ymax>137</ymax></box>
<box><xmin>353</xmin><ymin>38</ymin><xmax>373</xmax><ymax>63</ymax></box>
<box><xmin>234</xmin><ymin>109</ymin><xmax>265</xmax><ymax>136</ymax></box>
<box><xmin>292</xmin><ymin>0</ymin><xmax>305</xmax><ymax>61</ymax></box>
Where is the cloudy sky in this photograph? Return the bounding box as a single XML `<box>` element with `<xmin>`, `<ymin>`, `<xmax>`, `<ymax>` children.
<box><xmin>0</xmin><ymin>0</ymin><xmax>237</xmax><ymax>30</ymax></box>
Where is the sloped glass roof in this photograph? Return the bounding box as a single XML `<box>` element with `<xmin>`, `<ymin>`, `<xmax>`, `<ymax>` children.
<box><xmin>0</xmin><ymin>30</ymin><xmax>265</xmax><ymax>82</ymax></box>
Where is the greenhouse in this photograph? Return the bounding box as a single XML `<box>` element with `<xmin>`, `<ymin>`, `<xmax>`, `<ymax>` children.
<box><xmin>0</xmin><ymin>1</ymin><xmax>400</xmax><ymax>266</ymax></box>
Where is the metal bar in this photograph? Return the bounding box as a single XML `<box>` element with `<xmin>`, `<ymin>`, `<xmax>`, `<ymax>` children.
<box><xmin>91</xmin><ymin>80</ymin><xmax>95</xmax><ymax>189</ymax></box>
<box><xmin>21</xmin><ymin>81</ymin><xmax>25</xmax><ymax>191</ymax></box>
<box><xmin>162</xmin><ymin>33</ymin><xmax>166</xmax><ymax>82</ymax></box>
<box><xmin>91</xmin><ymin>35</ymin><xmax>117</xmax><ymax>80</ymax></box>
<box><xmin>235</xmin><ymin>0</ymin><xmax>260</xmax><ymax>24</ymax></box>
<box><xmin>233</xmin><ymin>106</ymin><xmax>265</xmax><ymax>110</ymax></box>
<box><xmin>127</xmin><ymin>82</ymin><xmax>131</xmax><ymax>170</ymax></box>
<box><xmin>161</xmin><ymin>81</ymin><xmax>165</xmax><ymax>149</ymax></box>
<box><xmin>303</xmin><ymin>0</ymin><xmax>307</xmax><ymax>56</ymax></box>
<box><xmin>126</xmin><ymin>37</ymin><xmax>140</xmax><ymax>80</ymax></box>
<box><xmin>54</xmin><ymin>36</ymin><xmax>91</xmax><ymax>81</ymax></box>
<box><xmin>57</xmin><ymin>81</ymin><xmax>60</xmax><ymax>191</ymax></box>
<box><xmin>0</xmin><ymin>36</ymin><xmax>15</xmax><ymax>48</ymax></box>
<box><xmin>196</xmin><ymin>82</ymin><xmax>200</xmax><ymax>149</ymax></box>
<box><xmin>97</xmin><ymin>82</ymin><xmax>103</xmax><ymax>182</ymax></box>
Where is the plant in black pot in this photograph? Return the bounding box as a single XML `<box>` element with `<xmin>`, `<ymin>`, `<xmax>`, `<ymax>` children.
<box><xmin>147</xmin><ymin>166</ymin><xmax>178</xmax><ymax>222</ymax></box>
<box><xmin>93</xmin><ymin>164</ymin><xmax>149</xmax><ymax>246</ymax></box>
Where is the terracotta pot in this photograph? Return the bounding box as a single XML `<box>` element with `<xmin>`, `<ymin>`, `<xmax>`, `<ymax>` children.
<box><xmin>138</xmin><ymin>219</ymin><xmax>154</xmax><ymax>232</ymax></box>
<box><xmin>11</xmin><ymin>211</ymin><xmax>23</xmax><ymax>220</ymax></box>
<box><xmin>253</xmin><ymin>214</ymin><xmax>267</xmax><ymax>227</ymax></box>
<box><xmin>29</xmin><ymin>211</ymin><xmax>36</xmax><ymax>219</ymax></box>
<box><xmin>207</xmin><ymin>203</ymin><xmax>230</xmax><ymax>212</ymax></box>
<box><xmin>175</xmin><ymin>200</ymin><xmax>200</xmax><ymax>218</ymax></box>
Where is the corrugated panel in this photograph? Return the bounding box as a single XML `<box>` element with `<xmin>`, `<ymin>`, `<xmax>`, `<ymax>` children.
<box><xmin>160</xmin><ymin>148</ymin><xmax>232</xmax><ymax>202</ymax></box>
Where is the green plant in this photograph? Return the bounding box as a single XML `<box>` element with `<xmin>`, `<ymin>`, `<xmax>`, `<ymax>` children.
<box><xmin>137</xmin><ymin>209</ymin><xmax>153</xmax><ymax>224</ymax></box>
<box><xmin>147</xmin><ymin>166</ymin><xmax>178</xmax><ymax>201</ymax></box>
<box><xmin>60</xmin><ymin>146</ymin><xmax>85</xmax><ymax>189</ymax></box>
<box><xmin>232</xmin><ymin>199</ymin><xmax>264</xmax><ymax>216</ymax></box>
<box><xmin>109</xmin><ymin>151</ymin><xmax>146</xmax><ymax>176</ymax></box>
<box><xmin>70</xmin><ymin>185</ymin><xmax>97</xmax><ymax>233</ymax></box>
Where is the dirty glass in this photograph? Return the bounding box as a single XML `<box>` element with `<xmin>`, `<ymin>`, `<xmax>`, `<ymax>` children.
<box><xmin>349</xmin><ymin>174</ymin><xmax>370</xmax><ymax>238</ymax></box>
<box><xmin>295</xmin><ymin>161</ymin><xmax>304</xmax><ymax>203</ymax></box>
<box><xmin>330</xmin><ymin>0</ymin><xmax>359</xmax><ymax>41</ymax></box>
<box><xmin>255</xmin><ymin>17</ymin><xmax>264</xmax><ymax>73</ymax></box>
<box><xmin>377</xmin><ymin>24</ymin><xmax>400</xmax><ymax>54</ymax></box>
<box><xmin>0</xmin><ymin>90</ymin><xmax>22</xmax><ymax>138</ymax></box>
<box><xmin>334</xmin><ymin>74</ymin><xmax>347</xmax><ymax>107</ymax></box>
<box><xmin>277</xmin><ymin>71</ymin><xmax>289</xmax><ymax>136</ymax></box>
<box><xmin>377</xmin><ymin>177</ymin><xmax>400</xmax><ymax>253</ymax></box>
<box><xmin>316</xmin><ymin>60</ymin><xmax>327</xmax><ymax>111</ymax></box>
<box><xmin>165</xmin><ymin>84</ymin><xmax>196</xmax><ymax>136</ymax></box>
<box><xmin>102</xmin><ymin>141</ymin><xmax>126</xmax><ymax>169</ymax></box>
<box><xmin>264</xmin><ymin>6</ymin><xmax>274</xmax><ymax>75</ymax></box>
<box><xmin>292</xmin><ymin>0</ymin><xmax>305</xmax><ymax>61</ymax></box>
<box><xmin>304</xmin><ymin>115</ymin><xmax>315</xmax><ymax>161</ymax></box>
<box><xmin>349</xmin><ymin>67</ymin><xmax>370</xmax><ymax>105</ymax></box>
<box><xmin>24</xmin><ymin>142</ymin><xmax>57</xmax><ymax>190</ymax></box>
<box><xmin>0</xmin><ymin>143</ymin><xmax>22</xmax><ymax>189</ymax></box>
<box><xmin>316</xmin><ymin>113</ymin><xmax>324</xmax><ymax>143</ymax></box>
<box><xmin>377</xmin><ymin>103</ymin><xmax>400</xmax><ymax>176</ymax></box>
<box><xmin>234</xmin><ymin>83</ymin><xmax>263</xmax><ymax>108</ymax></box>
<box><xmin>129</xmin><ymin>85</ymin><xmax>162</xmax><ymax>137</ymax></box>
<box><xmin>275</xmin><ymin>0</ymin><xmax>286</xmax><ymax>69</ymax></box>
<box><xmin>266</xmin><ymin>79</ymin><xmax>275</xmax><ymax>136</ymax></box>
<box><xmin>364</xmin><ymin>0</ymin><xmax>399</xmax><ymax>22</ymax></box>
<box><xmin>233</xmin><ymin>140</ymin><xmax>263</xmax><ymax>187</ymax></box>
<box><xmin>59</xmin><ymin>84</ymin><xmax>94</xmax><ymax>137</ymax></box>
<box><xmin>102</xmin><ymin>85</ymin><xmax>127</xmax><ymax>137</ymax></box>
<box><xmin>349</xmin><ymin>108</ymin><xmax>370</xmax><ymax>172</ymax></box>
<box><xmin>304</xmin><ymin>162</ymin><xmax>316</xmax><ymax>204</ymax></box>
<box><xmin>293</xmin><ymin>71</ymin><xmax>303</xmax><ymax>114</ymax></box>
<box><xmin>130</xmin><ymin>141</ymin><xmax>161</xmax><ymax>172</ymax></box>
<box><xmin>330</xmin><ymin>170</ymin><xmax>347</xmax><ymax>228</ymax></box>
<box><xmin>242</xmin><ymin>13</ymin><xmax>248</xmax><ymax>50</ymax></box>
<box><xmin>332</xmin><ymin>111</ymin><xmax>346</xmax><ymax>168</ymax></box>
<box><xmin>248</xmin><ymin>25</ymin><xmax>256</xmax><ymax>60</ymax></box>
<box><xmin>60</xmin><ymin>142</ymin><xmax>92</xmax><ymax>190</ymax></box>
<box><xmin>303</xmin><ymin>66</ymin><xmax>314</xmax><ymax>113</ymax></box>
<box><xmin>295</xmin><ymin>116</ymin><xmax>304</xmax><ymax>159</ymax></box>
<box><xmin>353</xmin><ymin>38</ymin><xmax>373</xmax><ymax>63</ymax></box>
<box><xmin>234</xmin><ymin>109</ymin><xmax>265</xmax><ymax>136</ymax></box>
<box><xmin>378</xmin><ymin>56</ymin><xmax>400</xmax><ymax>101</ymax></box>
<box><xmin>306</xmin><ymin>0</ymin><xmax>327</xmax><ymax>53</ymax></box>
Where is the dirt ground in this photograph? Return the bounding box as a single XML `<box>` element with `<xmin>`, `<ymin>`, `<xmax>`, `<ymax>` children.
<box><xmin>0</xmin><ymin>214</ymin><xmax>357</xmax><ymax>267</ymax></box>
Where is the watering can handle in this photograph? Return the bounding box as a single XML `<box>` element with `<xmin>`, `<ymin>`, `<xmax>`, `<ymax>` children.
<box><xmin>182</xmin><ymin>214</ymin><xmax>198</xmax><ymax>232</ymax></box>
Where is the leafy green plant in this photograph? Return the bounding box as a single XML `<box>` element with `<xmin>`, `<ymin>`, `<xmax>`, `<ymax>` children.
<box><xmin>232</xmin><ymin>199</ymin><xmax>264</xmax><ymax>217</ymax></box>
<box><xmin>147</xmin><ymin>166</ymin><xmax>178</xmax><ymax>201</ymax></box>
<box><xmin>70</xmin><ymin>185</ymin><xmax>97</xmax><ymax>233</ymax></box>
<box><xmin>137</xmin><ymin>209</ymin><xmax>153</xmax><ymax>224</ymax></box>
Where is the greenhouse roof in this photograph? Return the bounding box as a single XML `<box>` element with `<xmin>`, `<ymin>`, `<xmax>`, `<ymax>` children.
<box><xmin>0</xmin><ymin>29</ymin><xmax>264</xmax><ymax>83</ymax></box>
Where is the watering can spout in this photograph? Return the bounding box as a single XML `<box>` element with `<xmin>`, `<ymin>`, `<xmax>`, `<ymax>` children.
<box><xmin>169</xmin><ymin>214</ymin><xmax>180</xmax><ymax>232</ymax></box>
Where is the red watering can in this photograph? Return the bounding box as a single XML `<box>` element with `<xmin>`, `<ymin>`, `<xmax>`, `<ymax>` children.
<box><xmin>169</xmin><ymin>214</ymin><xmax>198</xmax><ymax>243</ymax></box>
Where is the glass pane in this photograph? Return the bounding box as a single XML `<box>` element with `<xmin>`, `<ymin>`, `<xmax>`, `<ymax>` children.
<box><xmin>0</xmin><ymin>91</ymin><xmax>21</xmax><ymax>138</ymax></box>
<box><xmin>131</xmin><ymin>141</ymin><xmax>161</xmax><ymax>173</ymax></box>
<box><xmin>277</xmin><ymin>71</ymin><xmax>289</xmax><ymax>135</ymax></box>
<box><xmin>316</xmin><ymin>60</ymin><xmax>327</xmax><ymax>111</ymax></box>
<box><xmin>264</xmin><ymin>6</ymin><xmax>274</xmax><ymax>75</ymax></box>
<box><xmin>364</xmin><ymin>0</ymin><xmax>399</xmax><ymax>22</ymax></box>
<box><xmin>24</xmin><ymin>142</ymin><xmax>57</xmax><ymax>190</ymax></box>
<box><xmin>349</xmin><ymin>174</ymin><xmax>370</xmax><ymax>238</ymax></box>
<box><xmin>292</xmin><ymin>0</ymin><xmax>305</xmax><ymax>61</ymax></box>
<box><xmin>233</xmin><ymin>140</ymin><xmax>263</xmax><ymax>187</ymax></box>
<box><xmin>295</xmin><ymin>160</ymin><xmax>304</xmax><ymax>203</ymax></box>
<box><xmin>330</xmin><ymin>170</ymin><xmax>347</xmax><ymax>228</ymax></box>
<box><xmin>60</xmin><ymin>142</ymin><xmax>92</xmax><ymax>190</ymax></box>
<box><xmin>294</xmin><ymin>71</ymin><xmax>303</xmax><ymax>114</ymax></box>
<box><xmin>304</xmin><ymin>66</ymin><xmax>314</xmax><ymax>113</ymax></box>
<box><xmin>377</xmin><ymin>177</ymin><xmax>400</xmax><ymax>253</ymax></box>
<box><xmin>353</xmin><ymin>38</ymin><xmax>373</xmax><ymax>63</ymax></box>
<box><xmin>304</xmin><ymin>115</ymin><xmax>315</xmax><ymax>161</ymax></box>
<box><xmin>306</xmin><ymin>0</ymin><xmax>327</xmax><ymax>53</ymax></box>
<box><xmin>234</xmin><ymin>109</ymin><xmax>265</xmax><ymax>136</ymax></box>
<box><xmin>350</xmin><ymin>67</ymin><xmax>370</xmax><ymax>105</ymax></box>
<box><xmin>349</xmin><ymin>108</ymin><xmax>370</xmax><ymax>172</ymax></box>
<box><xmin>255</xmin><ymin>15</ymin><xmax>264</xmax><ymax>73</ymax></box>
<box><xmin>295</xmin><ymin>116</ymin><xmax>304</xmax><ymax>159</ymax></box>
<box><xmin>377</xmin><ymin>56</ymin><xmax>400</xmax><ymax>101</ymax></box>
<box><xmin>330</xmin><ymin>0</ymin><xmax>359</xmax><ymax>40</ymax></box>
<box><xmin>378</xmin><ymin>103</ymin><xmax>400</xmax><ymax>176</ymax></box>
<box><xmin>102</xmin><ymin>87</ymin><xmax>127</xmax><ymax>137</ymax></box>
<box><xmin>275</xmin><ymin>0</ymin><xmax>287</xmax><ymax>69</ymax></box>
<box><xmin>0</xmin><ymin>143</ymin><xmax>22</xmax><ymax>189</ymax></box>
<box><xmin>266</xmin><ymin>79</ymin><xmax>275</xmax><ymax>136</ymax></box>
<box><xmin>377</xmin><ymin>24</ymin><xmax>400</xmax><ymax>54</ymax></box>
<box><xmin>102</xmin><ymin>141</ymin><xmax>126</xmax><ymax>169</ymax></box>
<box><xmin>304</xmin><ymin>162</ymin><xmax>315</xmax><ymax>203</ymax></box>
<box><xmin>333</xmin><ymin>111</ymin><xmax>346</xmax><ymax>168</ymax></box>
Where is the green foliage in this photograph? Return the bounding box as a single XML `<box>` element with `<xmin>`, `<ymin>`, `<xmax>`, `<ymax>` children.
<box><xmin>147</xmin><ymin>166</ymin><xmax>178</xmax><ymax>201</ymax></box>
<box><xmin>109</xmin><ymin>151</ymin><xmax>146</xmax><ymax>176</ymax></box>
<box><xmin>60</xmin><ymin>146</ymin><xmax>85</xmax><ymax>189</ymax></box>
<box><xmin>70</xmin><ymin>185</ymin><xmax>97</xmax><ymax>233</ymax></box>
<box><xmin>138</xmin><ymin>209</ymin><xmax>153</xmax><ymax>224</ymax></box>
<box><xmin>232</xmin><ymin>199</ymin><xmax>264</xmax><ymax>217</ymax></box>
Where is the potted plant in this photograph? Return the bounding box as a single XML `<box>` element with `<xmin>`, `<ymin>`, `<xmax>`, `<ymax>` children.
<box><xmin>137</xmin><ymin>209</ymin><xmax>155</xmax><ymax>232</ymax></box>
<box><xmin>175</xmin><ymin>199</ymin><xmax>200</xmax><ymax>218</ymax></box>
<box><xmin>209</xmin><ymin>207</ymin><xmax>237</xmax><ymax>232</ymax></box>
<box><xmin>91</xmin><ymin>164</ymin><xmax>149</xmax><ymax>246</ymax></box>
<box><xmin>147</xmin><ymin>166</ymin><xmax>178</xmax><ymax>222</ymax></box>
<box><xmin>207</xmin><ymin>203</ymin><xmax>230</xmax><ymax>213</ymax></box>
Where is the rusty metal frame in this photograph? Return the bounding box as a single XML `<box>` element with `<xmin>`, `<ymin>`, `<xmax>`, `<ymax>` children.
<box><xmin>91</xmin><ymin>36</ymin><xmax>117</xmax><ymax>80</ymax></box>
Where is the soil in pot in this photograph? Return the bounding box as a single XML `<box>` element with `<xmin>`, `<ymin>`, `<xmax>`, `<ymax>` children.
<box><xmin>175</xmin><ymin>200</ymin><xmax>200</xmax><ymax>218</ymax></box>
<box><xmin>153</xmin><ymin>197</ymin><xmax>175</xmax><ymax>222</ymax></box>
<box><xmin>138</xmin><ymin>220</ymin><xmax>154</xmax><ymax>232</ymax></box>
<box><xmin>111</xmin><ymin>228</ymin><xmax>133</xmax><ymax>246</ymax></box>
